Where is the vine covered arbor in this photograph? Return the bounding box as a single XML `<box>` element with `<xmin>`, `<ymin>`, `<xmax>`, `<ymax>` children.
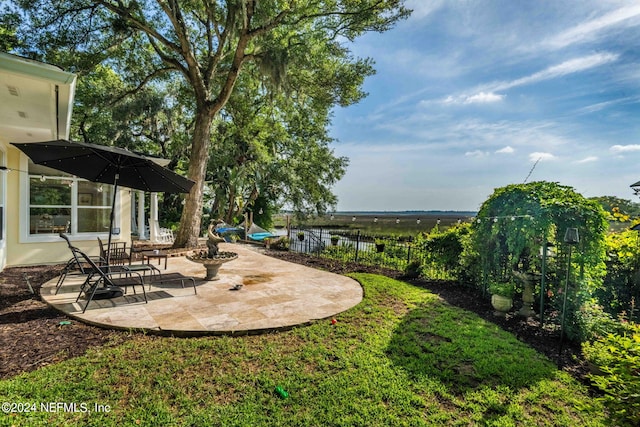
<box><xmin>469</xmin><ymin>182</ymin><xmax>608</xmax><ymax>338</ymax></box>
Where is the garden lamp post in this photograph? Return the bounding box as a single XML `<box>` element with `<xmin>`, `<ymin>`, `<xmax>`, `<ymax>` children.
<box><xmin>559</xmin><ymin>227</ymin><xmax>579</xmax><ymax>365</ymax></box>
<box><xmin>538</xmin><ymin>240</ymin><xmax>555</xmax><ymax>326</ymax></box>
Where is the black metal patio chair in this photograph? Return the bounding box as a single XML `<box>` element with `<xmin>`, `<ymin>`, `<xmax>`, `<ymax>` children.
<box><xmin>74</xmin><ymin>247</ymin><xmax>148</xmax><ymax>313</ymax></box>
<box><xmin>98</xmin><ymin>236</ymin><xmax>133</xmax><ymax>265</ymax></box>
<box><xmin>55</xmin><ymin>233</ymin><xmax>107</xmax><ymax>294</ymax></box>
<box><xmin>145</xmin><ymin>272</ymin><xmax>197</xmax><ymax>294</ymax></box>
<box><xmin>98</xmin><ymin>237</ymin><xmax>163</xmax><ymax>279</ymax></box>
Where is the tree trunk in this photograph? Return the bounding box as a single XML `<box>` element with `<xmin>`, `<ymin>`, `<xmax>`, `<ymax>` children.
<box><xmin>173</xmin><ymin>107</ymin><xmax>214</xmax><ymax>248</ymax></box>
<box><xmin>172</xmin><ymin>29</ymin><xmax>252</xmax><ymax>248</ymax></box>
<box><xmin>225</xmin><ymin>187</ymin><xmax>237</xmax><ymax>225</ymax></box>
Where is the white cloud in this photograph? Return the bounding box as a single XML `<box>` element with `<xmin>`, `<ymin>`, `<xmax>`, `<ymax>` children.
<box><xmin>496</xmin><ymin>146</ymin><xmax>515</xmax><ymax>154</ymax></box>
<box><xmin>529</xmin><ymin>152</ymin><xmax>556</xmax><ymax>162</ymax></box>
<box><xmin>610</xmin><ymin>144</ymin><xmax>640</xmax><ymax>153</ymax></box>
<box><xmin>543</xmin><ymin>4</ymin><xmax>640</xmax><ymax>50</ymax></box>
<box><xmin>577</xmin><ymin>98</ymin><xmax>629</xmax><ymax>114</ymax></box>
<box><xmin>464</xmin><ymin>92</ymin><xmax>505</xmax><ymax>104</ymax></box>
<box><xmin>492</xmin><ymin>53</ymin><xmax>619</xmax><ymax>92</ymax></box>
<box><xmin>575</xmin><ymin>156</ymin><xmax>598</xmax><ymax>164</ymax></box>
<box><xmin>442</xmin><ymin>91</ymin><xmax>505</xmax><ymax>105</ymax></box>
<box><xmin>369</xmin><ymin>114</ymin><xmax>572</xmax><ymax>156</ymax></box>
<box><xmin>441</xmin><ymin>96</ymin><xmax>456</xmax><ymax>105</ymax></box>
<box><xmin>465</xmin><ymin>150</ymin><xmax>489</xmax><ymax>158</ymax></box>
<box><xmin>444</xmin><ymin>53</ymin><xmax>619</xmax><ymax>105</ymax></box>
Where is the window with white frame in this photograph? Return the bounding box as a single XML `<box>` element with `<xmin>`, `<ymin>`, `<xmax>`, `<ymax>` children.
<box><xmin>28</xmin><ymin>161</ymin><xmax>114</xmax><ymax>235</ymax></box>
<box><xmin>0</xmin><ymin>149</ymin><xmax>4</xmax><ymax>241</ymax></box>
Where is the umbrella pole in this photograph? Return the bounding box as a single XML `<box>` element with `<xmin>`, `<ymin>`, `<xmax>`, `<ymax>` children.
<box><xmin>106</xmin><ymin>173</ymin><xmax>119</xmax><ymax>265</ymax></box>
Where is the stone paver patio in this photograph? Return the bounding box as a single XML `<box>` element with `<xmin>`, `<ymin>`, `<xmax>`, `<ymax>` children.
<box><xmin>40</xmin><ymin>243</ymin><xmax>363</xmax><ymax>335</ymax></box>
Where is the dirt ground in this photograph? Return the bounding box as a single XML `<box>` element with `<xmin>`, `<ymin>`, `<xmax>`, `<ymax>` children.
<box><xmin>0</xmin><ymin>249</ymin><xmax>587</xmax><ymax>383</ymax></box>
<box><xmin>0</xmin><ymin>265</ymin><xmax>129</xmax><ymax>379</ymax></box>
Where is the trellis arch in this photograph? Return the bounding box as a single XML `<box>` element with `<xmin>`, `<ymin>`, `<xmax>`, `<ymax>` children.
<box><xmin>471</xmin><ymin>181</ymin><xmax>608</xmax><ymax>290</ymax></box>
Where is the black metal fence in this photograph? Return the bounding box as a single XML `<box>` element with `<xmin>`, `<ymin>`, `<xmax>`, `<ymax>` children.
<box><xmin>287</xmin><ymin>227</ymin><xmax>454</xmax><ymax>280</ymax></box>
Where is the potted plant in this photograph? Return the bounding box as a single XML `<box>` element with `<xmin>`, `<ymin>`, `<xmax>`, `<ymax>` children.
<box><xmin>374</xmin><ymin>239</ymin><xmax>386</xmax><ymax>253</ymax></box>
<box><xmin>297</xmin><ymin>231</ymin><xmax>305</xmax><ymax>241</ymax></box>
<box><xmin>488</xmin><ymin>281</ymin><xmax>516</xmax><ymax>317</ymax></box>
<box><xmin>330</xmin><ymin>235</ymin><xmax>340</xmax><ymax>246</ymax></box>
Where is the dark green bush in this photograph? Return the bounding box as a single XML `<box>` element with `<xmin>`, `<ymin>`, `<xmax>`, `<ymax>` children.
<box><xmin>403</xmin><ymin>260</ymin><xmax>422</xmax><ymax>279</ymax></box>
<box><xmin>601</xmin><ymin>226</ymin><xmax>640</xmax><ymax>322</ymax></box>
<box><xmin>412</xmin><ymin>223</ymin><xmax>469</xmax><ymax>280</ymax></box>
<box><xmin>583</xmin><ymin>323</ymin><xmax>640</xmax><ymax>426</ymax></box>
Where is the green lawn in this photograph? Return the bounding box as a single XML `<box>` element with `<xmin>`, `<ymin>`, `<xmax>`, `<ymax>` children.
<box><xmin>0</xmin><ymin>274</ymin><xmax>603</xmax><ymax>426</ymax></box>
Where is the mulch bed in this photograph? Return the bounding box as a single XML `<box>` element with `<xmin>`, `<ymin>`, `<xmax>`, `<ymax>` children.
<box><xmin>0</xmin><ymin>247</ymin><xmax>588</xmax><ymax>383</ymax></box>
<box><xmin>0</xmin><ymin>266</ymin><xmax>130</xmax><ymax>380</ymax></box>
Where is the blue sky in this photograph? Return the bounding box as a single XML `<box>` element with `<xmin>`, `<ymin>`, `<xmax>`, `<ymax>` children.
<box><xmin>329</xmin><ymin>0</ymin><xmax>640</xmax><ymax>212</ymax></box>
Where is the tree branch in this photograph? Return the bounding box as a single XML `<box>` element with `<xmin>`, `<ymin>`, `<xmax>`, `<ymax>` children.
<box><xmin>204</xmin><ymin>0</ymin><xmax>236</xmax><ymax>89</ymax></box>
<box><xmin>247</xmin><ymin>9</ymin><xmax>290</xmax><ymax>38</ymax></box>
<box><xmin>107</xmin><ymin>66</ymin><xmax>174</xmax><ymax>106</ymax></box>
<box><xmin>97</xmin><ymin>1</ymin><xmax>182</xmax><ymax>55</ymax></box>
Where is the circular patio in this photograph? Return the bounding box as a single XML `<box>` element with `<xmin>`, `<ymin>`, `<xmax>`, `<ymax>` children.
<box><xmin>40</xmin><ymin>243</ymin><xmax>363</xmax><ymax>336</ymax></box>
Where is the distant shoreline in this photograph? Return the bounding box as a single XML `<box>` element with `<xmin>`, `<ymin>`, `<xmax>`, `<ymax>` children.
<box><xmin>278</xmin><ymin>211</ymin><xmax>477</xmax><ymax>217</ymax></box>
<box><xmin>332</xmin><ymin>211</ymin><xmax>477</xmax><ymax>216</ymax></box>
<box><xmin>274</xmin><ymin>211</ymin><xmax>475</xmax><ymax>236</ymax></box>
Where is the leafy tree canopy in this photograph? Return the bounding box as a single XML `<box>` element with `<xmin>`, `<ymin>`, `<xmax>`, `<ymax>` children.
<box><xmin>0</xmin><ymin>4</ymin><xmax>22</xmax><ymax>51</ymax></box>
<box><xmin>589</xmin><ymin>195</ymin><xmax>640</xmax><ymax>220</ymax></box>
<box><xmin>7</xmin><ymin>0</ymin><xmax>410</xmax><ymax>247</ymax></box>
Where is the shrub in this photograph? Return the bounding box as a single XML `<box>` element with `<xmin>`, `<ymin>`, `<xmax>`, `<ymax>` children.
<box><xmin>414</xmin><ymin>223</ymin><xmax>470</xmax><ymax>280</ymax></box>
<box><xmin>266</xmin><ymin>236</ymin><xmax>289</xmax><ymax>251</ymax></box>
<box><xmin>582</xmin><ymin>322</ymin><xmax>640</xmax><ymax>426</ymax></box>
<box><xmin>548</xmin><ymin>283</ymin><xmax>611</xmax><ymax>343</ymax></box>
<box><xmin>574</xmin><ymin>299</ymin><xmax>622</xmax><ymax>341</ymax></box>
<box><xmin>404</xmin><ymin>260</ymin><xmax>422</xmax><ymax>279</ymax></box>
<box><xmin>601</xmin><ymin>226</ymin><xmax>640</xmax><ymax>321</ymax></box>
<box><xmin>488</xmin><ymin>281</ymin><xmax>516</xmax><ymax>298</ymax></box>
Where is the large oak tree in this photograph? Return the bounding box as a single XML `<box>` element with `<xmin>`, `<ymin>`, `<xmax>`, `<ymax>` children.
<box><xmin>11</xmin><ymin>0</ymin><xmax>410</xmax><ymax>246</ymax></box>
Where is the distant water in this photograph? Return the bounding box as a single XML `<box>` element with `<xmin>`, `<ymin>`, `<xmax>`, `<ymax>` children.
<box><xmin>332</xmin><ymin>211</ymin><xmax>477</xmax><ymax>217</ymax></box>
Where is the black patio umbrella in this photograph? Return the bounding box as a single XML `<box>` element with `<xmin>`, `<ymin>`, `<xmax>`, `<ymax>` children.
<box><xmin>11</xmin><ymin>139</ymin><xmax>195</xmax><ymax>261</ymax></box>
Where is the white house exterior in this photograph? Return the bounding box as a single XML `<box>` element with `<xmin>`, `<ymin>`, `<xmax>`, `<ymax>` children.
<box><xmin>0</xmin><ymin>52</ymin><xmax>134</xmax><ymax>270</ymax></box>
